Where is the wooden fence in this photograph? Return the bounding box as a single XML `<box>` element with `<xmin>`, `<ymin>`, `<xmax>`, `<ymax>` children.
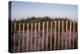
<box><xmin>11</xmin><ymin>20</ymin><xmax>78</xmax><ymax>52</ymax></box>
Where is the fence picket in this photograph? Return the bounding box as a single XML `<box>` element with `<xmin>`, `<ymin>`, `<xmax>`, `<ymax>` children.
<box><xmin>73</xmin><ymin>22</ymin><xmax>75</xmax><ymax>48</ymax></box>
<box><xmin>62</xmin><ymin>21</ymin><xmax>64</xmax><ymax>49</ymax></box>
<box><xmin>22</xmin><ymin>23</ymin><xmax>24</xmax><ymax>51</ymax></box>
<box><xmin>54</xmin><ymin>21</ymin><xmax>57</xmax><ymax>50</ymax></box>
<box><xmin>18</xmin><ymin>23</ymin><xmax>21</xmax><ymax>52</ymax></box>
<box><xmin>65</xmin><ymin>20</ymin><xmax>68</xmax><ymax>49</ymax></box>
<box><xmin>58</xmin><ymin>20</ymin><xmax>60</xmax><ymax>49</ymax></box>
<box><xmin>42</xmin><ymin>22</ymin><xmax>45</xmax><ymax>50</ymax></box>
<box><xmin>14</xmin><ymin>22</ymin><xmax>16</xmax><ymax>51</ymax></box>
<box><xmin>34</xmin><ymin>23</ymin><xmax>37</xmax><ymax>51</ymax></box>
<box><xmin>38</xmin><ymin>22</ymin><xmax>40</xmax><ymax>50</ymax></box>
<box><xmin>50</xmin><ymin>21</ymin><xmax>52</xmax><ymax>50</ymax></box>
<box><xmin>46</xmin><ymin>21</ymin><xmax>48</xmax><ymax>50</ymax></box>
<box><xmin>26</xmin><ymin>23</ymin><xmax>29</xmax><ymax>51</ymax></box>
<box><xmin>69</xmin><ymin>21</ymin><xmax>72</xmax><ymax>48</ymax></box>
<box><xmin>30</xmin><ymin>23</ymin><xmax>33</xmax><ymax>51</ymax></box>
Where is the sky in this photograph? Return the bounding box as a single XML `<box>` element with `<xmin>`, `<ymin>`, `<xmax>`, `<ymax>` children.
<box><xmin>11</xmin><ymin>1</ymin><xmax>78</xmax><ymax>21</ymax></box>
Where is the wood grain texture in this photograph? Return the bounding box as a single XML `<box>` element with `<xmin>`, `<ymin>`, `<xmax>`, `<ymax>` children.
<box><xmin>73</xmin><ymin>22</ymin><xmax>75</xmax><ymax>49</ymax></box>
<box><xmin>26</xmin><ymin>23</ymin><xmax>29</xmax><ymax>51</ymax></box>
<box><xmin>30</xmin><ymin>23</ymin><xmax>33</xmax><ymax>51</ymax></box>
<box><xmin>65</xmin><ymin>20</ymin><xmax>68</xmax><ymax>49</ymax></box>
<box><xmin>14</xmin><ymin>22</ymin><xmax>16</xmax><ymax>51</ymax></box>
<box><xmin>22</xmin><ymin>23</ymin><xmax>24</xmax><ymax>51</ymax></box>
<box><xmin>38</xmin><ymin>22</ymin><xmax>40</xmax><ymax>50</ymax></box>
<box><xmin>46</xmin><ymin>21</ymin><xmax>48</xmax><ymax>50</ymax></box>
<box><xmin>18</xmin><ymin>23</ymin><xmax>21</xmax><ymax>52</ymax></box>
<box><xmin>50</xmin><ymin>21</ymin><xmax>52</xmax><ymax>50</ymax></box>
<box><xmin>58</xmin><ymin>20</ymin><xmax>60</xmax><ymax>49</ymax></box>
<box><xmin>69</xmin><ymin>21</ymin><xmax>72</xmax><ymax>49</ymax></box>
<box><xmin>61</xmin><ymin>21</ymin><xmax>64</xmax><ymax>49</ymax></box>
<box><xmin>34</xmin><ymin>23</ymin><xmax>37</xmax><ymax>51</ymax></box>
<box><xmin>42</xmin><ymin>22</ymin><xmax>45</xmax><ymax>50</ymax></box>
<box><xmin>54</xmin><ymin>21</ymin><xmax>57</xmax><ymax>50</ymax></box>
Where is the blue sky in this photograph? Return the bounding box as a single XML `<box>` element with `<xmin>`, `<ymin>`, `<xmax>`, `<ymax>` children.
<box><xmin>11</xmin><ymin>1</ymin><xmax>78</xmax><ymax>21</ymax></box>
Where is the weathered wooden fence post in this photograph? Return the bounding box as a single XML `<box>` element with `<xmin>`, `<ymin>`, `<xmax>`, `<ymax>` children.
<box><xmin>62</xmin><ymin>20</ymin><xmax>64</xmax><ymax>49</ymax></box>
<box><xmin>50</xmin><ymin>21</ymin><xmax>52</xmax><ymax>50</ymax></box>
<box><xmin>26</xmin><ymin>23</ymin><xmax>29</xmax><ymax>51</ymax></box>
<box><xmin>42</xmin><ymin>22</ymin><xmax>45</xmax><ymax>50</ymax></box>
<box><xmin>38</xmin><ymin>22</ymin><xmax>40</xmax><ymax>50</ymax></box>
<box><xmin>46</xmin><ymin>21</ymin><xmax>48</xmax><ymax>50</ymax></box>
<box><xmin>34</xmin><ymin>23</ymin><xmax>37</xmax><ymax>50</ymax></box>
<box><xmin>14</xmin><ymin>22</ymin><xmax>16</xmax><ymax>51</ymax></box>
<box><xmin>69</xmin><ymin>21</ymin><xmax>72</xmax><ymax>48</ymax></box>
<box><xmin>73</xmin><ymin>22</ymin><xmax>75</xmax><ymax>49</ymax></box>
<box><xmin>22</xmin><ymin>23</ymin><xmax>24</xmax><ymax>51</ymax></box>
<box><xmin>58</xmin><ymin>20</ymin><xmax>60</xmax><ymax>49</ymax></box>
<box><xmin>54</xmin><ymin>21</ymin><xmax>56</xmax><ymax>50</ymax></box>
<box><xmin>18</xmin><ymin>23</ymin><xmax>21</xmax><ymax>52</ymax></box>
<box><xmin>30</xmin><ymin>23</ymin><xmax>33</xmax><ymax>51</ymax></box>
<box><xmin>65</xmin><ymin>20</ymin><xmax>68</xmax><ymax>49</ymax></box>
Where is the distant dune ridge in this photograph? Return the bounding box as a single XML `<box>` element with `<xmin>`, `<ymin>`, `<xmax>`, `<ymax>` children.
<box><xmin>10</xmin><ymin>17</ymin><xmax>77</xmax><ymax>32</ymax></box>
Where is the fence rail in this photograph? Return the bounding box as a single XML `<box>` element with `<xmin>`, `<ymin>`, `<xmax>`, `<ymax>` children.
<box><xmin>11</xmin><ymin>20</ymin><xmax>78</xmax><ymax>52</ymax></box>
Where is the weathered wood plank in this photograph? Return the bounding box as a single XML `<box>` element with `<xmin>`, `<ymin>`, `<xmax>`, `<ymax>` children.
<box><xmin>46</xmin><ymin>21</ymin><xmax>48</xmax><ymax>50</ymax></box>
<box><xmin>54</xmin><ymin>21</ymin><xmax>56</xmax><ymax>50</ymax></box>
<box><xmin>42</xmin><ymin>22</ymin><xmax>45</xmax><ymax>50</ymax></box>
<box><xmin>73</xmin><ymin>22</ymin><xmax>75</xmax><ymax>49</ymax></box>
<box><xmin>18</xmin><ymin>23</ymin><xmax>21</xmax><ymax>52</ymax></box>
<box><xmin>38</xmin><ymin>22</ymin><xmax>40</xmax><ymax>50</ymax></box>
<box><xmin>34</xmin><ymin>23</ymin><xmax>37</xmax><ymax>51</ymax></box>
<box><xmin>58</xmin><ymin>20</ymin><xmax>60</xmax><ymax>49</ymax></box>
<box><xmin>22</xmin><ymin>23</ymin><xmax>24</xmax><ymax>51</ymax></box>
<box><xmin>61</xmin><ymin>21</ymin><xmax>64</xmax><ymax>49</ymax></box>
<box><xmin>26</xmin><ymin>23</ymin><xmax>29</xmax><ymax>51</ymax></box>
<box><xmin>50</xmin><ymin>21</ymin><xmax>52</xmax><ymax>50</ymax></box>
<box><xmin>65</xmin><ymin>20</ymin><xmax>68</xmax><ymax>49</ymax></box>
<box><xmin>30</xmin><ymin>23</ymin><xmax>33</xmax><ymax>51</ymax></box>
<box><xmin>14</xmin><ymin>22</ymin><xmax>16</xmax><ymax>51</ymax></box>
<box><xmin>69</xmin><ymin>21</ymin><xmax>72</xmax><ymax>48</ymax></box>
